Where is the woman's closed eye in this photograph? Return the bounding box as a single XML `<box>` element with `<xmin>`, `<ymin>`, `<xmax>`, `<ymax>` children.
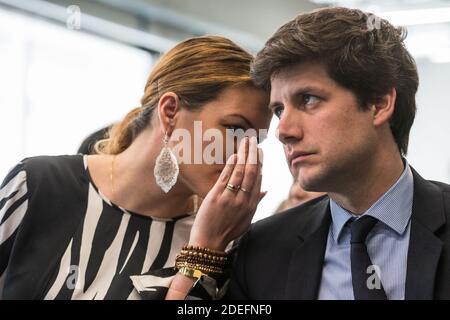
<box><xmin>225</xmin><ymin>124</ymin><xmax>255</xmax><ymax>145</ymax></box>
<box><xmin>224</xmin><ymin>124</ymin><xmax>246</xmax><ymax>131</ymax></box>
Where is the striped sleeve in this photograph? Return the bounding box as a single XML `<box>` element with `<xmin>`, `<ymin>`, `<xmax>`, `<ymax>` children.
<box><xmin>0</xmin><ymin>162</ymin><xmax>29</xmax><ymax>289</ymax></box>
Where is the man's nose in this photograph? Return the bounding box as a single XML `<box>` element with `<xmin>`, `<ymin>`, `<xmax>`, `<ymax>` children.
<box><xmin>277</xmin><ymin>107</ymin><xmax>303</xmax><ymax>145</ymax></box>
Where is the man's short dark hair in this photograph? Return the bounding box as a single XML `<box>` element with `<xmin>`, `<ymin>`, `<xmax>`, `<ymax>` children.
<box><xmin>252</xmin><ymin>7</ymin><xmax>419</xmax><ymax>155</ymax></box>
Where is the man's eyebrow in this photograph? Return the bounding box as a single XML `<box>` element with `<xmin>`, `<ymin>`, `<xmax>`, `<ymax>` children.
<box><xmin>268</xmin><ymin>100</ymin><xmax>282</xmax><ymax>111</ymax></box>
<box><xmin>269</xmin><ymin>85</ymin><xmax>326</xmax><ymax>110</ymax></box>
<box><xmin>292</xmin><ymin>86</ymin><xmax>326</xmax><ymax>98</ymax></box>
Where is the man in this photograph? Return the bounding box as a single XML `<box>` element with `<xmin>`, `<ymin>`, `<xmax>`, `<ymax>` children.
<box><xmin>227</xmin><ymin>7</ymin><xmax>450</xmax><ymax>299</ymax></box>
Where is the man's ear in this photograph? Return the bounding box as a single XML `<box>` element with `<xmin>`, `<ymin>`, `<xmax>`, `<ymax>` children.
<box><xmin>372</xmin><ymin>88</ymin><xmax>397</xmax><ymax>127</ymax></box>
<box><xmin>157</xmin><ymin>92</ymin><xmax>180</xmax><ymax>136</ymax></box>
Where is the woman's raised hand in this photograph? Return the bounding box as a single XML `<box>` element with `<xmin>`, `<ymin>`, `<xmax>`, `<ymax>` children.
<box><xmin>188</xmin><ymin>136</ymin><xmax>266</xmax><ymax>251</ymax></box>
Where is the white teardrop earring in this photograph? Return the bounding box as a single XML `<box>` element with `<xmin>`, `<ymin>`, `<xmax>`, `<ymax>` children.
<box><xmin>154</xmin><ymin>134</ymin><xmax>179</xmax><ymax>193</ymax></box>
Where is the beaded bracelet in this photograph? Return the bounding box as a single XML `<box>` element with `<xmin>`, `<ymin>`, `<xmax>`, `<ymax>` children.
<box><xmin>175</xmin><ymin>244</ymin><xmax>229</xmax><ymax>277</ymax></box>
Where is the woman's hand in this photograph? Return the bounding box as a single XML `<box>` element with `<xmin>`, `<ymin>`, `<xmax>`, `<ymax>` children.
<box><xmin>188</xmin><ymin>136</ymin><xmax>266</xmax><ymax>251</ymax></box>
<box><xmin>166</xmin><ymin>136</ymin><xmax>265</xmax><ymax>300</ymax></box>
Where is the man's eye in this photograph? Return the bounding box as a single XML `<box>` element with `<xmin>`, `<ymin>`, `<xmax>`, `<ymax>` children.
<box><xmin>303</xmin><ymin>94</ymin><xmax>319</xmax><ymax>106</ymax></box>
<box><xmin>273</xmin><ymin>106</ymin><xmax>284</xmax><ymax>119</ymax></box>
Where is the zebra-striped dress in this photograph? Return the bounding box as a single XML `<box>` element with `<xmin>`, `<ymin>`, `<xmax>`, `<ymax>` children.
<box><xmin>0</xmin><ymin>154</ymin><xmax>196</xmax><ymax>299</ymax></box>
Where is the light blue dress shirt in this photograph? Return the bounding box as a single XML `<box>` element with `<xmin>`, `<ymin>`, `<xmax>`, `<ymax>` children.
<box><xmin>318</xmin><ymin>163</ymin><xmax>414</xmax><ymax>300</ymax></box>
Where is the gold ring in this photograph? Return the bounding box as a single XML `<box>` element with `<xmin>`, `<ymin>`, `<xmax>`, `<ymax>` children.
<box><xmin>240</xmin><ymin>187</ymin><xmax>250</xmax><ymax>193</ymax></box>
<box><xmin>225</xmin><ymin>183</ymin><xmax>240</xmax><ymax>192</ymax></box>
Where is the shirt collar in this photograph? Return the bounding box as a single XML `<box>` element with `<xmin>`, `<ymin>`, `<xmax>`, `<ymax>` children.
<box><xmin>330</xmin><ymin>161</ymin><xmax>414</xmax><ymax>243</ymax></box>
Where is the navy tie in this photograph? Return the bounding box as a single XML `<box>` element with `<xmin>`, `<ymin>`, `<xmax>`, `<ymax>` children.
<box><xmin>350</xmin><ymin>216</ymin><xmax>388</xmax><ymax>300</ymax></box>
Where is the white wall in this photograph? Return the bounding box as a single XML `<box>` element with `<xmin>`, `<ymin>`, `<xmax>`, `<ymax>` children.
<box><xmin>407</xmin><ymin>59</ymin><xmax>450</xmax><ymax>183</ymax></box>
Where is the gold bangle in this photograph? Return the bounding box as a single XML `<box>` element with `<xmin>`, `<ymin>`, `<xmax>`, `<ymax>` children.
<box><xmin>176</xmin><ymin>263</ymin><xmax>224</xmax><ymax>275</ymax></box>
<box><xmin>178</xmin><ymin>266</ymin><xmax>206</xmax><ymax>280</ymax></box>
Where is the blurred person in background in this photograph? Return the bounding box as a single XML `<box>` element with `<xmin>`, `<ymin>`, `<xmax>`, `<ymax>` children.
<box><xmin>77</xmin><ymin>125</ymin><xmax>114</xmax><ymax>154</ymax></box>
<box><xmin>77</xmin><ymin>125</ymin><xmax>112</xmax><ymax>155</ymax></box>
<box><xmin>275</xmin><ymin>179</ymin><xmax>325</xmax><ymax>213</ymax></box>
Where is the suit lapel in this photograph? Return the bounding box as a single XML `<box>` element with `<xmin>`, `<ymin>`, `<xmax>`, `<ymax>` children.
<box><xmin>285</xmin><ymin>198</ymin><xmax>331</xmax><ymax>299</ymax></box>
<box><xmin>283</xmin><ymin>167</ymin><xmax>446</xmax><ymax>300</ymax></box>
<box><xmin>405</xmin><ymin>168</ymin><xmax>446</xmax><ymax>299</ymax></box>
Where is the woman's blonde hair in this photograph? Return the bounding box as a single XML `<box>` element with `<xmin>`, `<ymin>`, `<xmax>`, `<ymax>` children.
<box><xmin>96</xmin><ymin>35</ymin><xmax>255</xmax><ymax>154</ymax></box>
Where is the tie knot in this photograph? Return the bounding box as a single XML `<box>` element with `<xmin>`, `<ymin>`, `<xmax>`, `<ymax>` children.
<box><xmin>350</xmin><ymin>216</ymin><xmax>379</xmax><ymax>244</ymax></box>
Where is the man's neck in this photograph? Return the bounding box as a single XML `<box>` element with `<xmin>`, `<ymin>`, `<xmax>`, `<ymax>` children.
<box><xmin>328</xmin><ymin>151</ymin><xmax>405</xmax><ymax>215</ymax></box>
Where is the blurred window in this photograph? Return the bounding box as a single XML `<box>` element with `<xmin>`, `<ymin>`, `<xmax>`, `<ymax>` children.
<box><xmin>0</xmin><ymin>8</ymin><xmax>152</xmax><ymax>177</ymax></box>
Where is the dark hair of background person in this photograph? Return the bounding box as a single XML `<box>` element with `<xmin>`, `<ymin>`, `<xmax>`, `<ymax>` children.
<box><xmin>77</xmin><ymin>125</ymin><xmax>112</xmax><ymax>154</ymax></box>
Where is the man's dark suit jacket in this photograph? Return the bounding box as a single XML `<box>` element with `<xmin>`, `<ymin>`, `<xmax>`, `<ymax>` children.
<box><xmin>227</xmin><ymin>168</ymin><xmax>450</xmax><ymax>299</ymax></box>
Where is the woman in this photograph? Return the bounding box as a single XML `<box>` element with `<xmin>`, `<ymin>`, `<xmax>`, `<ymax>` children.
<box><xmin>0</xmin><ymin>36</ymin><xmax>272</xmax><ymax>299</ymax></box>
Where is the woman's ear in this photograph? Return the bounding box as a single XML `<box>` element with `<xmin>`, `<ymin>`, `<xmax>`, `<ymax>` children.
<box><xmin>157</xmin><ymin>92</ymin><xmax>180</xmax><ymax>136</ymax></box>
<box><xmin>372</xmin><ymin>88</ymin><xmax>397</xmax><ymax>127</ymax></box>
